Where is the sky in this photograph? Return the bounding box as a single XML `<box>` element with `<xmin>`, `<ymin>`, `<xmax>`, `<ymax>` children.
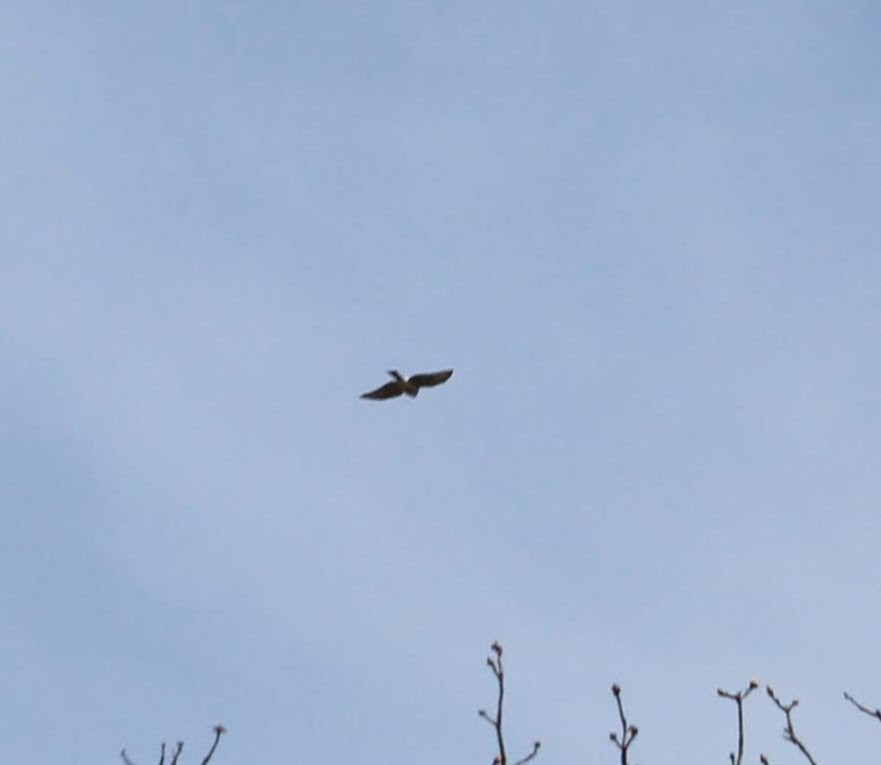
<box><xmin>2</xmin><ymin>1</ymin><xmax>881</xmax><ymax>762</ymax></box>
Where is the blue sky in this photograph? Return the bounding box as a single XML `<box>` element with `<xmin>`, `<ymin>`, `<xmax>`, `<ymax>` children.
<box><xmin>2</xmin><ymin>2</ymin><xmax>880</xmax><ymax>762</ymax></box>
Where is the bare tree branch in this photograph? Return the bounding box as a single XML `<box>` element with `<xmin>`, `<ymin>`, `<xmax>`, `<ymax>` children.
<box><xmin>200</xmin><ymin>725</ymin><xmax>227</xmax><ymax>765</ymax></box>
<box><xmin>717</xmin><ymin>680</ymin><xmax>759</xmax><ymax>765</ymax></box>
<box><xmin>511</xmin><ymin>741</ymin><xmax>542</xmax><ymax>765</ymax></box>
<box><xmin>843</xmin><ymin>691</ymin><xmax>881</xmax><ymax>725</ymax></box>
<box><xmin>120</xmin><ymin>727</ymin><xmax>225</xmax><ymax>765</ymax></box>
<box><xmin>168</xmin><ymin>742</ymin><xmax>183</xmax><ymax>765</ymax></box>
<box><xmin>121</xmin><ymin>741</ymin><xmax>172</xmax><ymax>765</ymax></box>
<box><xmin>764</xmin><ymin>686</ymin><xmax>817</xmax><ymax>765</ymax></box>
<box><xmin>478</xmin><ymin>642</ymin><xmax>541</xmax><ymax>765</ymax></box>
<box><xmin>608</xmin><ymin>684</ymin><xmax>638</xmax><ymax>765</ymax></box>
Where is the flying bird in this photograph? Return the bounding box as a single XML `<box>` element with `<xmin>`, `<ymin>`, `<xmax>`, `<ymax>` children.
<box><xmin>360</xmin><ymin>369</ymin><xmax>454</xmax><ymax>400</ymax></box>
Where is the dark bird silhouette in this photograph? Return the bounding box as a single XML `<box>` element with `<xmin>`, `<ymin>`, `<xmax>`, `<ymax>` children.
<box><xmin>360</xmin><ymin>369</ymin><xmax>453</xmax><ymax>400</ymax></box>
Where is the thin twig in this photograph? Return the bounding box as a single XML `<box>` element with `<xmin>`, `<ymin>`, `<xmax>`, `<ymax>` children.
<box><xmin>608</xmin><ymin>684</ymin><xmax>638</xmax><ymax>765</ymax></box>
<box><xmin>200</xmin><ymin>725</ymin><xmax>227</xmax><ymax>765</ymax></box>
<box><xmin>511</xmin><ymin>741</ymin><xmax>541</xmax><ymax>765</ymax></box>
<box><xmin>169</xmin><ymin>742</ymin><xmax>184</xmax><ymax>765</ymax></box>
<box><xmin>717</xmin><ymin>680</ymin><xmax>759</xmax><ymax>765</ymax></box>
<box><xmin>478</xmin><ymin>642</ymin><xmax>541</xmax><ymax>765</ymax></box>
<box><xmin>765</xmin><ymin>686</ymin><xmax>818</xmax><ymax>765</ymax></box>
<box><xmin>843</xmin><ymin>692</ymin><xmax>881</xmax><ymax>725</ymax></box>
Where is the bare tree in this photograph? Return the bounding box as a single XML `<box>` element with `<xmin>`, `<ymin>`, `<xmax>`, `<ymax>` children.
<box><xmin>608</xmin><ymin>684</ymin><xmax>638</xmax><ymax>765</ymax></box>
<box><xmin>717</xmin><ymin>680</ymin><xmax>759</xmax><ymax>765</ymax></box>
<box><xmin>478</xmin><ymin>642</ymin><xmax>541</xmax><ymax>765</ymax></box>
<box><xmin>120</xmin><ymin>725</ymin><xmax>226</xmax><ymax>765</ymax></box>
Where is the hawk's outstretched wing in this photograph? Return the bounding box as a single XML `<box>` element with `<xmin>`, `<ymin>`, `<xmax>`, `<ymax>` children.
<box><xmin>360</xmin><ymin>381</ymin><xmax>404</xmax><ymax>400</ymax></box>
<box><xmin>408</xmin><ymin>369</ymin><xmax>454</xmax><ymax>389</ymax></box>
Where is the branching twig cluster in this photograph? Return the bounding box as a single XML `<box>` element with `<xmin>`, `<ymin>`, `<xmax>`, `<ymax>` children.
<box><xmin>120</xmin><ymin>725</ymin><xmax>226</xmax><ymax>765</ymax></box>
<box><xmin>478</xmin><ymin>642</ymin><xmax>541</xmax><ymax>765</ymax></box>
<box><xmin>717</xmin><ymin>680</ymin><xmax>759</xmax><ymax>765</ymax></box>
<box><xmin>472</xmin><ymin>645</ymin><xmax>881</xmax><ymax>765</ymax></box>
<box><xmin>114</xmin><ymin>644</ymin><xmax>881</xmax><ymax>765</ymax></box>
<box><xmin>474</xmin><ymin>643</ymin><xmax>881</xmax><ymax>764</ymax></box>
<box><xmin>608</xmin><ymin>684</ymin><xmax>638</xmax><ymax>765</ymax></box>
<box><xmin>763</xmin><ymin>687</ymin><xmax>817</xmax><ymax>765</ymax></box>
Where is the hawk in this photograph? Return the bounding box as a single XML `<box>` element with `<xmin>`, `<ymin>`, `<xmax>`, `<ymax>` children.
<box><xmin>360</xmin><ymin>369</ymin><xmax>453</xmax><ymax>400</ymax></box>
